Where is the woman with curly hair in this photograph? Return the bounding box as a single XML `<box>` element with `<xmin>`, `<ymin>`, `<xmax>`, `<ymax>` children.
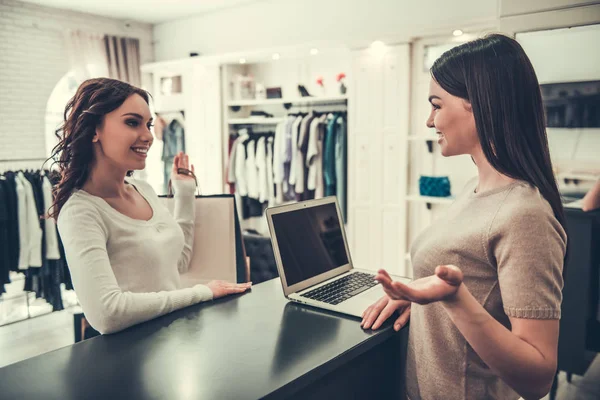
<box><xmin>51</xmin><ymin>78</ymin><xmax>250</xmax><ymax>335</ymax></box>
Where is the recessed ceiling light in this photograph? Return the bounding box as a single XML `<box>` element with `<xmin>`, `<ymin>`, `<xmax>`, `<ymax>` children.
<box><xmin>370</xmin><ymin>40</ymin><xmax>385</xmax><ymax>50</ymax></box>
<box><xmin>453</xmin><ymin>29</ymin><xmax>463</xmax><ymax>37</ymax></box>
<box><xmin>239</xmin><ymin>58</ymin><xmax>246</xmax><ymax>64</ymax></box>
<box><xmin>272</xmin><ymin>53</ymin><xmax>280</xmax><ymax>60</ymax></box>
<box><xmin>310</xmin><ymin>48</ymin><xmax>319</xmax><ymax>55</ymax></box>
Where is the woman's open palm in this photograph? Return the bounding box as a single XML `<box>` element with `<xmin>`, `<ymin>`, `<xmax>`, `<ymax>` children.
<box><xmin>375</xmin><ymin>265</ymin><xmax>464</xmax><ymax>305</ymax></box>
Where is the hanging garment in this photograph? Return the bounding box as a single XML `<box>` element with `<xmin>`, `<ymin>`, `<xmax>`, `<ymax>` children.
<box><xmin>295</xmin><ymin>113</ymin><xmax>316</xmax><ymax>201</ymax></box>
<box><xmin>256</xmin><ymin>136</ymin><xmax>269</xmax><ymax>204</ymax></box>
<box><xmin>273</xmin><ymin>119</ymin><xmax>288</xmax><ymax>205</ymax></box>
<box><xmin>18</xmin><ymin>172</ymin><xmax>42</xmax><ymax>268</ymax></box>
<box><xmin>335</xmin><ymin>115</ymin><xmax>347</xmax><ymax>222</ymax></box>
<box><xmin>15</xmin><ymin>174</ymin><xmax>28</xmax><ymax>270</ymax></box>
<box><xmin>226</xmin><ymin>135</ymin><xmax>242</xmax><ymax>194</ymax></box>
<box><xmin>323</xmin><ymin>114</ymin><xmax>339</xmax><ymax>197</ymax></box>
<box><xmin>283</xmin><ymin>116</ymin><xmax>302</xmax><ymax>201</ymax></box>
<box><xmin>289</xmin><ymin>116</ymin><xmax>303</xmax><ymax>186</ymax></box>
<box><xmin>0</xmin><ymin>179</ymin><xmax>10</xmax><ymax>290</ymax></box>
<box><xmin>24</xmin><ymin>173</ymin><xmax>45</xmax><ymax>268</ymax></box>
<box><xmin>226</xmin><ymin>134</ymin><xmax>244</xmax><ymax>194</ymax></box>
<box><xmin>162</xmin><ymin>118</ymin><xmax>186</xmax><ymax>193</ymax></box>
<box><xmin>266</xmin><ymin>137</ymin><xmax>276</xmax><ymax>207</ymax></box>
<box><xmin>234</xmin><ymin>133</ymin><xmax>249</xmax><ymax>197</ymax></box>
<box><xmin>3</xmin><ymin>173</ymin><xmax>20</xmax><ymax>271</ymax></box>
<box><xmin>245</xmin><ymin>138</ymin><xmax>259</xmax><ymax>200</ymax></box>
<box><xmin>153</xmin><ymin>116</ymin><xmax>167</xmax><ymax>141</ymax></box>
<box><xmin>307</xmin><ymin>114</ymin><xmax>327</xmax><ymax>199</ymax></box>
<box><xmin>42</xmin><ymin>176</ymin><xmax>61</xmax><ymax>260</ymax></box>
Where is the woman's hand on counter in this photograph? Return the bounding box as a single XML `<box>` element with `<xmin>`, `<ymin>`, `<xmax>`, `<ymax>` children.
<box><xmin>375</xmin><ymin>266</ymin><xmax>463</xmax><ymax>305</ymax></box>
<box><xmin>207</xmin><ymin>280</ymin><xmax>252</xmax><ymax>299</ymax></box>
<box><xmin>361</xmin><ymin>295</ymin><xmax>411</xmax><ymax>332</ymax></box>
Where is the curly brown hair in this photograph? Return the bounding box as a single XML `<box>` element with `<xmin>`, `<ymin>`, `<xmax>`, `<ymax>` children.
<box><xmin>48</xmin><ymin>78</ymin><xmax>150</xmax><ymax>219</ymax></box>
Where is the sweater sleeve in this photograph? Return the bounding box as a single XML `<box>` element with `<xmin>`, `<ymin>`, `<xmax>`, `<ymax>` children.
<box><xmin>170</xmin><ymin>178</ymin><xmax>197</xmax><ymax>274</ymax></box>
<box><xmin>57</xmin><ymin>200</ymin><xmax>212</xmax><ymax>335</ymax></box>
<box><xmin>489</xmin><ymin>191</ymin><xmax>566</xmax><ymax>320</ymax></box>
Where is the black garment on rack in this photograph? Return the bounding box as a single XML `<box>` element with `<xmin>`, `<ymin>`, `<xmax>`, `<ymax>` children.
<box><xmin>19</xmin><ymin>172</ymin><xmax>64</xmax><ymax>311</ymax></box>
<box><xmin>48</xmin><ymin>170</ymin><xmax>73</xmax><ymax>292</ymax></box>
<box><xmin>2</xmin><ymin>173</ymin><xmax>20</xmax><ymax>272</ymax></box>
<box><xmin>0</xmin><ymin>179</ymin><xmax>10</xmax><ymax>293</ymax></box>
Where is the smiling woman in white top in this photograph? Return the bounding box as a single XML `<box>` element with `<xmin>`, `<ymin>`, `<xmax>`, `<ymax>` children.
<box><xmin>50</xmin><ymin>78</ymin><xmax>251</xmax><ymax>335</ymax></box>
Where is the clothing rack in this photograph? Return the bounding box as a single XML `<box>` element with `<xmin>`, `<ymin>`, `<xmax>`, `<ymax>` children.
<box><xmin>0</xmin><ymin>158</ymin><xmax>50</xmax><ymax>173</ymax></box>
<box><xmin>0</xmin><ymin>157</ymin><xmax>47</xmax><ymax>162</ymax></box>
<box><xmin>0</xmin><ymin>168</ymin><xmax>76</xmax><ymax>327</ymax></box>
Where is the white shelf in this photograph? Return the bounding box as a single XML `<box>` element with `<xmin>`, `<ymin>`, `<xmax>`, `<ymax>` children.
<box><xmin>557</xmin><ymin>172</ymin><xmax>600</xmax><ymax>182</ymax></box>
<box><xmin>228</xmin><ymin>118</ymin><xmax>284</xmax><ymax>125</ymax></box>
<box><xmin>406</xmin><ymin>194</ymin><xmax>455</xmax><ymax>205</ymax></box>
<box><xmin>226</xmin><ymin>95</ymin><xmax>348</xmax><ymax>107</ymax></box>
<box><xmin>407</xmin><ymin>135</ymin><xmax>438</xmax><ymax>141</ymax></box>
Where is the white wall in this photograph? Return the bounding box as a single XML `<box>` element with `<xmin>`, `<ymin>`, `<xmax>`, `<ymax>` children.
<box><xmin>153</xmin><ymin>0</ymin><xmax>498</xmax><ymax>61</ymax></box>
<box><xmin>0</xmin><ymin>0</ymin><xmax>153</xmax><ymax>164</ymax></box>
<box><xmin>517</xmin><ymin>24</ymin><xmax>600</xmax><ymax>186</ymax></box>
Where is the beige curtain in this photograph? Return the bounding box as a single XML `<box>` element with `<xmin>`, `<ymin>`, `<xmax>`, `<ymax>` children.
<box><xmin>63</xmin><ymin>30</ymin><xmax>110</xmax><ymax>83</ymax></box>
<box><xmin>104</xmin><ymin>35</ymin><xmax>141</xmax><ymax>87</ymax></box>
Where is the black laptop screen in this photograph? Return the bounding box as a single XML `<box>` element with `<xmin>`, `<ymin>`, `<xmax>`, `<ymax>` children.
<box><xmin>270</xmin><ymin>202</ymin><xmax>349</xmax><ymax>286</ymax></box>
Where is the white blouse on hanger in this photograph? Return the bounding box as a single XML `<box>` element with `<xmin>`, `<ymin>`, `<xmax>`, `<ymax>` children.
<box><xmin>42</xmin><ymin>175</ymin><xmax>61</xmax><ymax>260</ymax></box>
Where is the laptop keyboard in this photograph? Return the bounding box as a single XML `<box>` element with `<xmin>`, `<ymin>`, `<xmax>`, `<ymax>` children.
<box><xmin>300</xmin><ymin>272</ymin><xmax>377</xmax><ymax>305</ymax></box>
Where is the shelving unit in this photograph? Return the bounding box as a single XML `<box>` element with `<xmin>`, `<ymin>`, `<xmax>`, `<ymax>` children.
<box><xmin>557</xmin><ymin>171</ymin><xmax>600</xmax><ymax>183</ymax></box>
<box><xmin>228</xmin><ymin>118</ymin><xmax>285</xmax><ymax>125</ymax></box>
<box><xmin>226</xmin><ymin>95</ymin><xmax>348</xmax><ymax>107</ymax></box>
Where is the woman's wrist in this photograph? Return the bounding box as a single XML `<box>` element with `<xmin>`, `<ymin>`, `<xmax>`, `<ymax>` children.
<box><xmin>442</xmin><ymin>282</ymin><xmax>466</xmax><ymax>307</ymax></box>
<box><xmin>172</xmin><ymin>178</ymin><xmax>196</xmax><ymax>196</ymax></box>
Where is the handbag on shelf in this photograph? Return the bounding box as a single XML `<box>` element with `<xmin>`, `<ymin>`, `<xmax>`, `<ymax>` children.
<box><xmin>419</xmin><ymin>176</ymin><xmax>451</xmax><ymax>198</ymax></box>
<box><xmin>160</xmin><ymin>173</ymin><xmax>248</xmax><ymax>286</ymax></box>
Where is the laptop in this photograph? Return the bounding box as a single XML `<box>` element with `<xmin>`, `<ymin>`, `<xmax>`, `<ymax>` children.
<box><xmin>265</xmin><ymin>197</ymin><xmax>411</xmax><ymax>318</ymax></box>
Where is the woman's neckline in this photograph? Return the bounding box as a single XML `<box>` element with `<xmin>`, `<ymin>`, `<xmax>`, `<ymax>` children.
<box><xmin>469</xmin><ymin>179</ymin><xmax>526</xmax><ymax>199</ymax></box>
<box><xmin>77</xmin><ymin>179</ymin><xmax>156</xmax><ymax>224</ymax></box>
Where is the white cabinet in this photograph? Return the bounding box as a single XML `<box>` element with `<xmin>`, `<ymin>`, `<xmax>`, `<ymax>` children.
<box><xmin>141</xmin><ymin>60</ymin><xmax>223</xmax><ymax>195</ymax></box>
<box><xmin>348</xmin><ymin>44</ymin><xmax>410</xmax><ymax>276</ymax></box>
<box><xmin>187</xmin><ymin>63</ymin><xmax>223</xmax><ymax>195</ymax></box>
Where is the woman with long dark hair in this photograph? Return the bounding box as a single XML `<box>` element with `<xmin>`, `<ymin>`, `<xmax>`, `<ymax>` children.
<box><xmin>361</xmin><ymin>34</ymin><xmax>567</xmax><ymax>399</ymax></box>
<box><xmin>51</xmin><ymin>78</ymin><xmax>251</xmax><ymax>335</ymax></box>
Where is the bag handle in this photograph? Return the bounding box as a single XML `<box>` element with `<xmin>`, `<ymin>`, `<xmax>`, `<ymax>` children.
<box><xmin>167</xmin><ymin>167</ymin><xmax>201</xmax><ymax>198</ymax></box>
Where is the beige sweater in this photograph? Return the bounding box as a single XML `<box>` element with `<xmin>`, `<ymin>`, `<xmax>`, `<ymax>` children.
<box><xmin>407</xmin><ymin>178</ymin><xmax>566</xmax><ymax>400</ymax></box>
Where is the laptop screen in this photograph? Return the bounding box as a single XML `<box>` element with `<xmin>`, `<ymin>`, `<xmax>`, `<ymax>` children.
<box><xmin>270</xmin><ymin>202</ymin><xmax>349</xmax><ymax>286</ymax></box>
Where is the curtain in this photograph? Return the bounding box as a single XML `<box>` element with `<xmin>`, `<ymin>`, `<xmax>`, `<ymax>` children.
<box><xmin>63</xmin><ymin>30</ymin><xmax>110</xmax><ymax>83</ymax></box>
<box><xmin>104</xmin><ymin>36</ymin><xmax>141</xmax><ymax>87</ymax></box>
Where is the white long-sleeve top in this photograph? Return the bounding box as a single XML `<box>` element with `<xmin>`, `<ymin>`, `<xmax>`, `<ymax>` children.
<box><xmin>234</xmin><ymin>133</ymin><xmax>249</xmax><ymax>196</ymax></box>
<box><xmin>255</xmin><ymin>136</ymin><xmax>268</xmax><ymax>203</ymax></box>
<box><xmin>42</xmin><ymin>176</ymin><xmax>61</xmax><ymax>260</ymax></box>
<box><xmin>57</xmin><ymin>178</ymin><xmax>213</xmax><ymax>335</ymax></box>
<box><xmin>18</xmin><ymin>172</ymin><xmax>42</xmax><ymax>268</ymax></box>
<box><xmin>266</xmin><ymin>137</ymin><xmax>275</xmax><ymax>207</ymax></box>
<box><xmin>15</xmin><ymin>176</ymin><xmax>29</xmax><ymax>270</ymax></box>
<box><xmin>245</xmin><ymin>139</ymin><xmax>260</xmax><ymax>199</ymax></box>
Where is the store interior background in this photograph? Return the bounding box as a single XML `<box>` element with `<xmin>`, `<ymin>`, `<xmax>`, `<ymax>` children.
<box><xmin>0</xmin><ymin>0</ymin><xmax>599</xmax><ymax>398</ymax></box>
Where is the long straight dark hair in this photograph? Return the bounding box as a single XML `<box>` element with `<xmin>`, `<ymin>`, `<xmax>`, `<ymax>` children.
<box><xmin>431</xmin><ymin>34</ymin><xmax>566</xmax><ymax>231</ymax></box>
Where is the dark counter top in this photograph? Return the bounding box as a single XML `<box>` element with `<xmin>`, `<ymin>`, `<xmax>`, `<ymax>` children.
<box><xmin>0</xmin><ymin>279</ymin><xmax>404</xmax><ymax>400</ymax></box>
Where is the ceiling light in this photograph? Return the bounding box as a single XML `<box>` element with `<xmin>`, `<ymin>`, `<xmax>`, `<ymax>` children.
<box><xmin>239</xmin><ymin>58</ymin><xmax>246</xmax><ymax>64</ymax></box>
<box><xmin>272</xmin><ymin>53</ymin><xmax>280</xmax><ymax>60</ymax></box>
<box><xmin>370</xmin><ymin>40</ymin><xmax>385</xmax><ymax>50</ymax></box>
<box><xmin>310</xmin><ymin>48</ymin><xmax>319</xmax><ymax>55</ymax></box>
<box><xmin>453</xmin><ymin>29</ymin><xmax>463</xmax><ymax>37</ymax></box>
